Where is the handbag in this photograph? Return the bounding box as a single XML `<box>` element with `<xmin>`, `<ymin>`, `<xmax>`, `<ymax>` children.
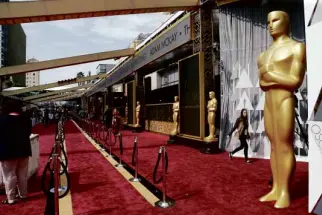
<box><xmin>228</xmin><ymin>130</ymin><xmax>240</xmax><ymax>150</ymax></box>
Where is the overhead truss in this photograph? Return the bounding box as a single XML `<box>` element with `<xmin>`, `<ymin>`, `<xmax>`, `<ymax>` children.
<box><xmin>1</xmin><ymin>73</ymin><xmax>106</xmax><ymax>96</ymax></box>
<box><xmin>0</xmin><ymin>0</ymin><xmax>199</xmax><ymax>25</ymax></box>
<box><xmin>0</xmin><ymin>48</ymin><xmax>134</xmax><ymax>76</ymax></box>
<box><xmin>23</xmin><ymin>83</ymin><xmax>93</xmax><ymax>101</ymax></box>
<box><xmin>32</xmin><ymin>91</ymin><xmax>82</xmax><ymax>103</ymax></box>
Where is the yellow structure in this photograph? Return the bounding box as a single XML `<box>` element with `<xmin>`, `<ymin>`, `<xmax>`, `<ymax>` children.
<box><xmin>0</xmin><ymin>0</ymin><xmax>199</xmax><ymax>25</ymax></box>
<box><xmin>0</xmin><ymin>49</ymin><xmax>134</xmax><ymax>76</ymax></box>
<box><xmin>23</xmin><ymin>84</ymin><xmax>93</xmax><ymax>101</ymax></box>
<box><xmin>1</xmin><ymin>74</ymin><xmax>106</xmax><ymax>96</ymax></box>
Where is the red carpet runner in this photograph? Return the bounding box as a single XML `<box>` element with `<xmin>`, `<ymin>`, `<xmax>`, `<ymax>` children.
<box><xmin>0</xmin><ymin>122</ymin><xmax>309</xmax><ymax>215</ymax></box>
<box><xmin>65</xmin><ymin>121</ymin><xmax>175</xmax><ymax>215</ymax></box>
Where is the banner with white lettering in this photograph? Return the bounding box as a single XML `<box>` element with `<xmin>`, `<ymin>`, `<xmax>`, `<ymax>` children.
<box><xmin>88</xmin><ymin>13</ymin><xmax>191</xmax><ymax>95</ymax></box>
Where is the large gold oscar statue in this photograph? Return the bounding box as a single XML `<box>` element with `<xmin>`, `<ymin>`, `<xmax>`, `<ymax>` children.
<box><xmin>135</xmin><ymin>101</ymin><xmax>141</xmax><ymax>127</ymax></box>
<box><xmin>171</xmin><ymin>96</ymin><xmax>180</xmax><ymax>135</ymax></box>
<box><xmin>258</xmin><ymin>11</ymin><xmax>306</xmax><ymax>208</ymax></box>
<box><xmin>204</xmin><ymin>91</ymin><xmax>217</xmax><ymax>142</ymax></box>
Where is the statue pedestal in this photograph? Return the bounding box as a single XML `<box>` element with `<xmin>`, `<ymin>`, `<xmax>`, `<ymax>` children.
<box><xmin>167</xmin><ymin>135</ymin><xmax>177</xmax><ymax>144</ymax></box>
<box><xmin>126</xmin><ymin>124</ymin><xmax>143</xmax><ymax>133</ymax></box>
<box><xmin>200</xmin><ymin>137</ymin><xmax>220</xmax><ymax>154</ymax></box>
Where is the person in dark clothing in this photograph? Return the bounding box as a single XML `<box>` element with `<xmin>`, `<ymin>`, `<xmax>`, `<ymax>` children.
<box><xmin>103</xmin><ymin>105</ymin><xmax>113</xmax><ymax>128</ymax></box>
<box><xmin>0</xmin><ymin>100</ymin><xmax>32</xmax><ymax>205</ymax></box>
<box><xmin>44</xmin><ymin>108</ymin><xmax>49</xmax><ymax>127</ymax></box>
<box><xmin>111</xmin><ymin>108</ymin><xmax>121</xmax><ymax>135</ymax></box>
<box><xmin>227</xmin><ymin>108</ymin><xmax>251</xmax><ymax>163</ymax></box>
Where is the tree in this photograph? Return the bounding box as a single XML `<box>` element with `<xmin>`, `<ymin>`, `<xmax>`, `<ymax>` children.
<box><xmin>76</xmin><ymin>72</ymin><xmax>85</xmax><ymax>86</ymax></box>
<box><xmin>76</xmin><ymin>72</ymin><xmax>85</xmax><ymax>78</ymax></box>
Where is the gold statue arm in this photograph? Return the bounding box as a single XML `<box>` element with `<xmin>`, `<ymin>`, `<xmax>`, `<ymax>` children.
<box><xmin>208</xmin><ymin>100</ymin><xmax>217</xmax><ymax>111</ymax></box>
<box><xmin>263</xmin><ymin>43</ymin><xmax>306</xmax><ymax>91</ymax></box>
<box><xmin>258</xmin><ymin>53</ymin><xmax>276</xmax><ymax>91</ymax></box>
<box><xmin>209</xmin><ymin>100</ymin><xmax>217</xmax><ymax>111</ymax></box>
<box><xmin>173</xmin><ymin>104</ymin><xmax>179</xmax><ymax>111</ymax></box>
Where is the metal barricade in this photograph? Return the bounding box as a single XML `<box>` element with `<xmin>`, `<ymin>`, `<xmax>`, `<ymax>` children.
<box><xmin>129</xmin><ymin>137</ymin><xmax>141</xmax><ymax>182</ymax></box>
<box><xmin>154</xmin><ymin>146</ymin><xmax>175</xmax><ymax>208</ymax></box>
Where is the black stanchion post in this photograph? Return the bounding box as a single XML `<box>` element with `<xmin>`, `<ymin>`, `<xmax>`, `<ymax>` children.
<box><xmin>53</xmin><ymin>154</ymin><xmax>59</xmax><ymax>215</ymax></box>
<box><xmin>115</xmin><ymin>133</ymin><xmax>124</xmax><ymax>168</ymax></box>
<box><xmin>107</xmin><ymin>129</ymin><xmax>113</xmax><ymax>157</ymax></box>
<box><xmin>129</xmin><ymin>137</ymin><xmax>141</xmax><ymax>182</ymax></box>
<box><xmin>155</xmin><ymin>146</ymin><xmax>175</xmax><ymax>209</ymax></box>
<box><xmin>100</xmin><ymin>126</ymin><xmax>106</xmax><ymax>151</ymax></box>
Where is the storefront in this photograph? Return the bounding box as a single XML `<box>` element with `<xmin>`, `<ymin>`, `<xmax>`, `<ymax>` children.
<box><xmin>87</xmin><ymin>12</ymin><xmax>193</xmax><ymax>133</ymax></box>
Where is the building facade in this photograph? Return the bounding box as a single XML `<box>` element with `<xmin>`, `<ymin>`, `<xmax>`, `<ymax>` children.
<box><xmin>96</xmin><ymin>64</ymin><xmax>114</xmax><ymax>75</ymax></box>
<box><xmin>0</xmin><ymin>12</ymin><xmax>26</xmax><ymax>87</ymax></box>
<box><xmin>26</xmin><ymin>58</ymin><xmax>40</xmax><ymax>87</ymax></box>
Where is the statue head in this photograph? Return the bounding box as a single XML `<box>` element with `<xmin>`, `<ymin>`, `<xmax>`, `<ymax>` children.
<box><xmin>209</xmin><ymin>91</ymin><xmax>215</xmax><ymax>99</ymax></box>
<box><xmin>267</xmin><ymin>11</ymin><xmax>290</xmax><ymax>38</ymax></box>
<box><xmin>137</xmin><ymin>101</ymin><xmax>140</xmax><ymax>105</ymax></box>
<box><xmin>174</xmin><ymin>96</ymin><xmax>179</xmax><ymax>102</ymax></box>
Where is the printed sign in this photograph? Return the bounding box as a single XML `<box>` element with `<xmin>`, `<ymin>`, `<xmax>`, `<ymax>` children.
<box><xmin>88</xmin><ymin>13</ymin><xmax>191</xmax><ymax>95</ymax></box>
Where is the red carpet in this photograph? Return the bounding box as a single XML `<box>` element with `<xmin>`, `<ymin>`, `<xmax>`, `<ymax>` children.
<box><xmin>65</xmin><ymin>121</ymin><xmax>177</xmax><ymax>215</ymax></box>
<box><xmin>2</xmin><ymin>121</ymin><xmax>307</xmax><ymax>215</ymax></box>
<box><xmin>104</xmin><ymin>129</ymin><xmax>308</xmax><ymax>215</ymax></box>
<box><xmin>0</xmin><ymin>124</ymin><xmax>57</xmax><ymax>215</ymax></box>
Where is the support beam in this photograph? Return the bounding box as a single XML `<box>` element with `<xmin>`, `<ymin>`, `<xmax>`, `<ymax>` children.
<box><xmin>51</xmin><ymin>93</ymin><xmax>83</xmax><ymax>102</ymax></box>
<box><xmin>1</xmin><ymin>73</ymin><xmax>106</xmax><ymax>96</ymax></box>
<box><xmin>215</xmin><ymin>0</ymin><xmax>241</xmax><ymax>6</ymax></box>
<box><xmin>0</xmin><ymin>49</ymin><xmax>134</xmax><ymax>76</ymax></box>
<box><xmin>23</xmin><ymin>83</ymin><xmax>93</xmax><ymax>101</ymax></box>
<box><xmin>0</xmin><ymin>0</ymin><xmax>199</xmax><ymax>25</ymax></box>
<box><xmin>32</xmin><ymin>91</ymin><xmax>82</xmax><ymax>103</ymax></box>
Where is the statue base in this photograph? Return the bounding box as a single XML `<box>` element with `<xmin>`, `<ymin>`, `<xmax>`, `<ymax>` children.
<box><xmin>169</xmin><ymin>135</ymin><xmax>222</xmax><ymax>154</ymax></box>
<box><xmin>167</xmin><ymin>135</ymin><xmax>177</xmax><ymax>144</ymax></box>
<box><xmin>126</xmin><ymin>124</ymin><xmax>143</xmax><ymax>133</ymax></box>
<box><xmin>200</xmin><ymin>138</ymin><xmax>220</xmax><ymax>154</ymax></box>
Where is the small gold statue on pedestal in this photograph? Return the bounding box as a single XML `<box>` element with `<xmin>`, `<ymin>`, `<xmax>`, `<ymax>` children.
<box><xmin>135</xmin><ymin>101</ymin><xmax>141</xmax><ymax>127</ymax></box>
<box><xmin>204</xmin><ymin>91</ymin><xmax>217</xmax><ymax>142</ymax></box>
<box><xmin>258</xmin><ymin>11</ymin><xmax>306</xmax><ymax>209</ymax></box>
<box><xmin>171</xmin><ymin>96</ymin><xmax>180</xmax><ymax>136</ymax></box>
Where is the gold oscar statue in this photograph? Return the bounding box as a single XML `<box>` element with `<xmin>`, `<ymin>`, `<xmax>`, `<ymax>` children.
<box><xmin>135</xmin><ymin>101</ymin><xmax>141</xmax><ymax>127</ymax></box>
<box><xmin>171</xmin><ymin>96</ymin><xmax>180</xmax><ymax>135</ymax></box>
<box><xmin>258</xmin><ymin>11</ymin><xmax>306</xmax><ymax>208</ymax></box>
<box><xmin>204</xmin><ymin>91</ymin><xmax>217</xmax><ymax>142</ymax></box>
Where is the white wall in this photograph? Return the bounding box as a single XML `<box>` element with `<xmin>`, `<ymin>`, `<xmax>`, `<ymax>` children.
<box><xmin>112</xmin><ymin>83</ymin><xmax>123</xmax><ymax>92</ymax></box>
<box><xmin>304</xmin><ymin>0</ymin><xmax>322</xmax><ymax>212</ymax></box>
<box><xmin>145</xmin><ymin>72</ymin><xmax>161</xmax><ymax>91</ymax></box>
<box><xmin>26</xmin><ymin>71</ymin><xmax>40</xmax><ymax>87</ymax></box>
<box><xmin>304</xmin><ymin>0</ymin><xmax>322</xmax><ymax>119</ymax></box>
<box><xmin>308</xmin><ymin>121</ymin><xmax>322</xmax><ymax>213</ymax></box>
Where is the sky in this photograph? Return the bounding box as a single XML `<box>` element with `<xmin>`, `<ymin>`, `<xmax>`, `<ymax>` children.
<box><xmin>20</xmin><ymin>11</ymin><xmax>172</xmax><ymax>84</ymax></box>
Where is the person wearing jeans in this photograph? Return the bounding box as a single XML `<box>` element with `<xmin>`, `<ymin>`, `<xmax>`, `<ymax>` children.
<box><xmin>0</xmin><ymin>100</ymin><xmax>32</xmax><ymax>205</ymax></box>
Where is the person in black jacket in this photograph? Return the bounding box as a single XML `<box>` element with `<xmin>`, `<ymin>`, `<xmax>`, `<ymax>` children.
<box><xmin>227</xmin><ymin>108</ymin><xmax>251</xmax><ymax>163</ymax></box>
<box><xmin>43</xmin><ymin>108</ymin><xmax>49</xmax><ymax>127</ymax></box>
<box><xmin>103</xmin><ymin>105</ymin><xmax>113</xmax><ymax>128</ymax></box>
<box><xmin>0</xmin><ymin>100</ymin><xmax>32</xmax><ymax>205</ymax></box>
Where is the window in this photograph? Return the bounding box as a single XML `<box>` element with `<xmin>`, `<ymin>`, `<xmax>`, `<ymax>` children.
<box><xmin>160</xmin><ymin>69</ymin><xmax>178</xmax><ymax>88</ymax></box>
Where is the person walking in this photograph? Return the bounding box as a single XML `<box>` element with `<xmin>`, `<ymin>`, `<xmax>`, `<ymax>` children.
<box><xmin>227</xmin><ymin>108</ymin><xmax>251</xmax><ymax>163</ymax></box>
